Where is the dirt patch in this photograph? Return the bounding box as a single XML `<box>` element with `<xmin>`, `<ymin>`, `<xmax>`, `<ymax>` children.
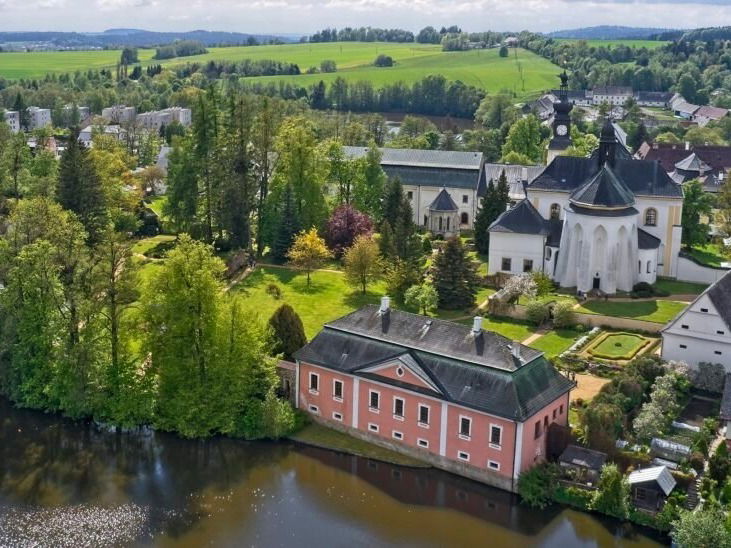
<box><xmin>572</xmin><ymin>374</ymin><xmax>610</xmax><ymax>402</ymax></box>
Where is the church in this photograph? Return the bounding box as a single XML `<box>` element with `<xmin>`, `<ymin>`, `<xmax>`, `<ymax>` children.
<box><xmin>488</xmin><ymin>73</ymin><xmax>684</xmax><ymax>295</ymax></box>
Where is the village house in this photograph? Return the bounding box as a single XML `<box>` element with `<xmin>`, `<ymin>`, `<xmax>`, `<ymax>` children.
<box><xmin>343</xmin><ymin>147</ymin><xmax>483</xmax><ymax>232</ymax></box>
<box><xmin>692</xmin><ymin>105</ymin><xmax>729</xmax><ymax>127</ymax></box>
<box><xmin>3</xmin><ymin>110</ymin><xmax>20</xmax><ymax>133</ymax></box>
<box><xmin>294</xmin><ymin>300</ymin><xmax>575</xmax><ymax>493</ymax></box>
<box><xmin>661</xmin><ymin>270</ymin><xmax>731</xmax><ymax>372</ymax></box>
<box><xmin>591</xmin><ymin>86</ymin><xmax>633</xmax><ymax>106</ymax></box>
<box><xmin>136</xmin><ymin>106</ymin><xmax>193</xmax><ymax>131</ymax></box>
<box><xmin>488</xmin><ymin>110</ymin><xmax>683</xmax><ymax>293</ymax></box>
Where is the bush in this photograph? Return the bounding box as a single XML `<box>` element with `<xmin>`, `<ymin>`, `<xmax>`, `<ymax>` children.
<box><xmin>690</xmin><ymin>362</ymin><xmax>726</xmax><ymax>393</ymax></box>
<box><xmin>633</xmin><ymin>282</ymin><xmax>653</xmax><ymax>293</ymax></box>
<box><xmin>553</xmin><ymin>486</ymin><xmax>592</xmax><ymax>510</ymax></box>
<box><xmin>266</xmin><ymin>283</ymin><xmax>282</xmax><ymax>299</ymax></box>
<box><xmin>517</xmin><ymin>462</ymin><xmax>559</xmax><ymax>509</ymax></box>
<box><xmin>708</xmin><ymin>441</ymin><xmax>731</xmax><ymax>483</ymax></box>
<box><xmin>552</xmin><ymin>301</ymin><xmax>576</xmax><ymax>328</ymax></box>
<box><xmin>689</xmin><ymin>451</ymin><xmax>706</xmax><ymax>473</ymax></box>
<box><xmin>531</xmin><ymin>271</ymin><xmax>554</xmax><ymax>296</ymax></box>
<box><xmin>525</xmin><ymin>299</ymin><xmax>550</xmax><ymax>325</ymax></box>
<box><xmin>268</xmin><ymin>303</ymin><xmax>307</xmax><ymax>361</ymax></box>
<box><xmin>320</xmin><ymin>59</ymin><xmax>337</xmax><ymax>73</ymax></box>
<box><xmin>591</xmin><ymin>463</ymin><xmax>630</xmax><ymax>519</ymax></box>
<box><xmin>374</xmin><ymin>54</ymin><xmax>394</xmax><ymax>67</ymax></box>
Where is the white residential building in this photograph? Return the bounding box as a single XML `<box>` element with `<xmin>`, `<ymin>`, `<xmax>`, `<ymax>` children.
<box><xmin>661</xmin><ymin>270</ymin><xmax>731</xmax><ymax>372</ymax></box>
<box><xmin>136</xmin><ymin>107</ymin><xmax>192</xmax><ymax>131</ymax></box>
<box><xmin>590</xmin><ymin>86</ymin><xmax>633</xmax><ymax>106</ymax></box>
<box><xmin>26</xmin><ymin>106</ymin><xmax>52</xmax><ymax>129</ymax></box>
<box><xmin>78</xmin><ymin>125</ymin><xmax>127</xmax><ymax>148</ymax></box>
<box><xmin>3</xmin><ymin>110</ymin><xmax>20</xmax><ymax>133</ymax></box>
<box><xmin>102</xmin><ymin>105</ymin><xmax>137</xmax><ymax>123</ymax></box>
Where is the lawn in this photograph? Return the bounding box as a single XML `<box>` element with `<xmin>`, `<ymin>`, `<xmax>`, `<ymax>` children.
<box><xmin>234</xmin><ymin>266</ymin><xmax>386</xmax><ymax>339</ymax></box>
<box><xmin>528</xmin><ymin>329</ymin><xmax>581</xmax><ymax>358</ymax></box>
<box><xmin>0</xmin><ymin>43</ymin><xmax>560</xmax><ymax>99</ymax></box>
<box><xmin>290</xmin><ymin>423</ymin><xmax>428</xmax><ymax>467</ymax></box>
<box><xmin>685</xmin><ymin>243</ymin><xmax>728</xmax><ymax>268</ymax></box>
<box><xmin>575</xmin><ymin>299</ymin><xmax>687</xmax><ymax>324</ymax></box>
<box><xmin>654</xmin><ymin>278</ymin><xmax>708</xmax><ymax>296</ymax></box>
<box><xmin>586</xmin><ymin>332</ymin><xmax>652</xmax><ymax>360</ymax></box>
<box><xmin>131</xmin><ymin>234</ymin><xmax>176</xmax><ymax>256</ymax></box>
<box><xmin>458</xmin><ymin>316</ymin><xmax>536</xmax><ymax>342</ymax></box>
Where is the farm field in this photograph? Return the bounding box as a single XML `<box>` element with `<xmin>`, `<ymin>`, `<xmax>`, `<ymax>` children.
<box><xmin>0</xmin><ymin>43</ymin><xmax>561</xmax><ymax>98</ymax></box>
<box><xmin>555</xmin><ymin>39</ymin><xmax>668</xmax><ymax>49</ymax></box>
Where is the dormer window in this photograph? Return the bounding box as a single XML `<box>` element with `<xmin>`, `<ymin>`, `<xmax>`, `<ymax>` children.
<box><xmin>550</xmin><ymin>203</ymin><xmax>561</xmax><ymax>221</ymax></box>
<box><xmin>644</xmin><ymin>208</ymin><xmax>657</xmax><ymax>227</ymax></box>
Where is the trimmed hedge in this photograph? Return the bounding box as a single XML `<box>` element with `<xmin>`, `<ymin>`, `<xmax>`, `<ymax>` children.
<box><xmin>585</xmin><ymin>332</ymin><xmax>654</xmax><ymax>361</ymax></box>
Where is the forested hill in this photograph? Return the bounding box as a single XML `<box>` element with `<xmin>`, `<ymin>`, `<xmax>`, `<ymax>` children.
<box><xmin>672</xmin><ymin>27</ymin><xmax>731</xmax><ymax>42</ymax></box>
<box><xmin>547</xmin><ymin>25</ymin><xmax>675</xmax><ymax>40</ymax></box>
<box><xmin>0</xmin><ymin>29</ymin><xmax>297</xmax><ymax>48</ymax></box>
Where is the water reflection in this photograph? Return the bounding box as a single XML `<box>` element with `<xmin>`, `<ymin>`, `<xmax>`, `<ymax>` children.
<box><xmin>0</xmin><ymin>399</ymin><xmax>665</xmax><ymax>547</ymax></box>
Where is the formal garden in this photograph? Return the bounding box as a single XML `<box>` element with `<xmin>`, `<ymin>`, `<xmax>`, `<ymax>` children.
<box><xmin>582</xmin><ymin>332</ymin><xmax>658</xmax><ymax>362</ymax></box>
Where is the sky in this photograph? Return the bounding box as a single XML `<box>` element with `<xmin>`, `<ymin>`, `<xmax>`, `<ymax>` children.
<box><xmin>0</xmin><ymin>0</ymin><xmax>730</xmax><ymax>35</ymax></box>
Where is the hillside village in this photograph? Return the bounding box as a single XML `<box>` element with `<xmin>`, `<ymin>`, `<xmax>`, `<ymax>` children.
<box><xmin>5</xmin><ymin>29</ymin><xmax>731</xmax><ymax>545</ymax></box>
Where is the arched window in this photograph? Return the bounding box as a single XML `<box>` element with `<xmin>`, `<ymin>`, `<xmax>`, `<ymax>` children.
<box><xmin>647</xmin><ymin>260</ymin><xmax>652</xmax><ymax>274</ymax></box>
<box><xmin>446</xmin><ymin>217</ymin><xmax>451</xmax><ymax>231</ymax></box>
<box><xmin>644</xmin><ymin>208</ymin><xmax>657</xmax><ymax>227</ymax></box>
<box><xmin>461</xmin><ymin>212</ymin><xmax>469</xmax><ymax>225</ymax></box>
<box><xmin>545</xmin><ymin>248</ymin><xmax>552</xmax><ymax>261</ymax></box>
<box><xmin>550</xmin><ymin>203</ymin><xmax>561</xmax><ymax>221</ymax></box>
<box><xmin>438</xmin><ymin>217</ymin><xmax>443</xmax><ymax>231</ymax></box>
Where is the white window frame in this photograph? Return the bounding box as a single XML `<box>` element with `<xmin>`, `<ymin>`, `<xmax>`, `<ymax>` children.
<box><xmin>309</xmin><ymin>404</ymin><xmax>319</xmax><ymax>414</ymax></box>
<box><xmin>308</xmin><ymin>372</ymin><xmax>319</xmax><ymax>395</ymax></box>
<box><xmin>368</xmin><ymin>423</ymin><xmax>379</xmax><ymax>433</ymax></box>
<box><xmin>332</xmin><ymin>411</ymin><xmax>343</xmax><ymax>421</ymax></box>
<box><xmin>392</xmin><ymin>430</ymin><xmax>403</xmax><ymax>440</ymax></box>
<box><xmin>457</xmin><ymin>451</ymin><xmax>470</xmax><ymax>462</ymax></box>
<box><xmin>488</xmin><ymin>460</ymin><xmax>500</xmax><ymax>471</ymax></box>
<box><xmin>332</xmin><ymin>379</ymin><xmax>344</xmax><ymax>402</ymax></box>
<box><xmin>458</xmin><ymin>415</ymin><xmax>472</xmax><ymax>440</ymax></box>
<box><xmin>393</xmin><ymin>397</ymin><xmax>405</xmax><ymax>421</ymax></box>
<box><xmin>418</xmin><ymin>404</ymin><xmax>430</xmax><ymax>428</ymax></box>
<box><xmin>417</xmin><ymin>438</ymin><xmax>429</xmax><ymax>449</ymax></box>
<box><xmin>489</xmin><ymin>424</ymin><xmax>502</xmax><ymax>450</ymax></box>
<box><xmin>369</xmin><ymin>389</ymin><xmax>380</xmax><ymax>413</ymax></box>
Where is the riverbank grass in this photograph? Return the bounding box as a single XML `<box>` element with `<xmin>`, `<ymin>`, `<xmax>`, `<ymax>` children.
<box><xmin>291</xmin><ymin>423</ymin><xmax>429</xmax><ymax>468</ymax></box>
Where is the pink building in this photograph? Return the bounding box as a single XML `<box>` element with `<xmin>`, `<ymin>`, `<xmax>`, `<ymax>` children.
<box><xmin>294</xmin><ymin>299</ymin><xmax>574</xmax><ymax>493</ymax></box>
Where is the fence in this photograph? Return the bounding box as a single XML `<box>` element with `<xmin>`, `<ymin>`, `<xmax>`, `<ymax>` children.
<box><xmin>676</xmin><ymin>255</ymin><xmax>729</xmax><ymax>285</ymax></box>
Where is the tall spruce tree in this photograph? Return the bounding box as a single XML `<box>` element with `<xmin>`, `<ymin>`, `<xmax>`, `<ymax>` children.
<box><xmin>432</xmin><ymin>236</ymin><xmax>479</xmax><ymax>310</ymax></box>
<box><xmin>354</xmin><ymin>142</ymin><xmax>386</xmax><ymax>219</ymax></box>
<box><xmin>57</xmin><ymin>128</ymin><xmax>108</xmax><ymax>244</ymax></box>
<box><xmin>474</xmin><ymin>174</ymin><xmax>509</xmax><ymax>255</ymax></box>
<box><xmin>268</xmin><ymin>304</ymin><xmax>307</xmax><ymax>361</ymax></box>
<box><xmin>271</xmin><ymin>184</ymin><xmax>300</xmax><ymax>262</ymax></box>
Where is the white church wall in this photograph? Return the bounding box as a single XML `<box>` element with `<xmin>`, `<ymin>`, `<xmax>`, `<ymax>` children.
<box><xmin>634</xmin><ymin>196</ymin><xmax>683</xmax><ymax>277</ymax></box>
<box><xmin>526</xmin><ymin>190</ymin><xmax>570</xmax><ymax>222</ymax></box>
<box><xmin>487</xmin><ymin>232</ymin><xmax>545</xmax><ymax>276</ymax></box>
<box><xmin>637</xmin><ymin>248</ymin><xmax>659</xmax><ymax>285</ymax></box>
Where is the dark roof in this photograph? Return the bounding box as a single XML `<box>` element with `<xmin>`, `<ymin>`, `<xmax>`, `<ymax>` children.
<box><xmin>559</xmin><ymin>445</ymin><xmax>607</xmax><ymax>470</ymax></box>
<box><xmin>675</xmin><ymin>152</ymin><xmax>711</xmax><ymax>173</ymax></box>
<box><xmin>489</xmin><ymin>199</ymin><xmax>550</xmax><ymax>236</ymax></box>
<box><xmin>638</xmin><ymin>229</ymin><xmax>661</xmax><ymax>250</ymax></box>
<box><xmin>550</xmin><ymin>90</ymin><xmax>589</xmax><ymax>101</ymax></box>
<box><xmin>570</xmin><ymin>164</ymin><xmax>636</xmax><ymax>209</ymax></box>
<box><xmin>638</xmin><ymin>142</ymin><xmax>731</xmax><ymax>175</ymax></box>
<box><xmin>529</xmin><ymin>155</ymin><xmax>683</xmax><ymax>199</ymax></box>
<box><xmin>721</xmin><ymin>374</ymin><xmax>731</xmax><ymax>421</ymax></box>
<box><xmin>295</xmin><ymin>306</ymin><xmax>574</xmax><ymax>421</ymax></box>
<box><xmin>429</xmin><ymin>188</ymin><xmax>459</xmax><ymax>211</ymax></box>
<box><xmin>478</xmin><ymin>164</ymin><xmax>545</xmax><ymax>198</ymax></box>
<box><xmin>707</xmin><ymin>270</ymin><xmax>731</xmax><ymax>330</ymax></box>
<box><xmin>635</xmin><ymin>91</ymin><xmax>673</xmax><ymax>103</ymax></box>
<box><xmin>694</xmin><ymin>105</ymin><xmax>729</xmax><ymax>121</ymax></box>
<box><xmin>592</xmin><ymin>86</ymin><xmax>632</xmax><ymax>96</ymax></box>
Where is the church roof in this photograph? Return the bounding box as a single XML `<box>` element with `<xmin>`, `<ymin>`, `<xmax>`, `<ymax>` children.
<box><xmin>529</xmin><ymin>156</ymin><xmax>683</xmax><ymax>199</ymax></box>
<box><xmin>429</xmin><ymin>188</ymin><xmax>459</xmax><ymax>211</ymax></box>
<box><xmin>489</xmin><ymin>199</ymin><xmax>550</xmax><ymax>236</ymax></box>
<box><xmin>638</xmin><ymin>229</ymin><xmax>661</xmax><ymax>250</ymax></box>
<box><xmin>675</xmin><ymin>152</ymin><xmax>711</xmax><ymax>173</ymax></box>
<box><xmin>570</xmin><ymin>164</ymin><xmax>636</xmax><ymax>210</ymax></box>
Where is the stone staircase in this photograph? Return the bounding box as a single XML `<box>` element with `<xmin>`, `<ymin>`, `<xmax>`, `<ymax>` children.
<box><xmin>685</xmin><ymin>476</ymin><xmax>701</xmax><ymax>510</ymax></box>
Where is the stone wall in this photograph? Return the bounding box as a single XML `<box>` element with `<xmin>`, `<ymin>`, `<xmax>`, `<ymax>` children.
<box><xmin>309</xmin><ymin>415</ymin><xmax>516</xmax><ymax>493</ymax></box>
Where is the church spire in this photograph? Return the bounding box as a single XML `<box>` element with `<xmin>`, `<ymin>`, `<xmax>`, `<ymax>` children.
<box><xmin>598</xmin><ymin>117</ymin><xmax>617</xmax><ymax>168</ymax></box>
<box><xmin>547</xmin><ymin>71</ymin><xmax>573</xmax><ymax>164</ymax></box>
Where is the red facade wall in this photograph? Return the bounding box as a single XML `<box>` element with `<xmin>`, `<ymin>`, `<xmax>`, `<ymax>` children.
<box><xmin>297</xmin><ymin>361</ymin><xmax>568</xmax><ymax>481</ymax></box>
<box><xmin>520</xmin><ymin>392</ymin><xmax>571</xmax><ymax>473</ymax></box>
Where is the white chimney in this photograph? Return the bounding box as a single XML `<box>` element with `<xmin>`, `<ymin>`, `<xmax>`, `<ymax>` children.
<box><xmin>379</xmin><ymin>296</ymin><xmax>391</xmax><ymax>314</ymax></box>
<box><xmin>511</xmin><ymin>341</ymin><xmax>521</xmax><ymax>361</ymax></box>
<box><xmin>472</xmin><ymin>316</ymin><xmax>483</xmax><ymax>334</ymax></box>
<box><xmin>685</xmin><ymin>141</ymin><xmax>690</xmax><ymax>151</ymax></box>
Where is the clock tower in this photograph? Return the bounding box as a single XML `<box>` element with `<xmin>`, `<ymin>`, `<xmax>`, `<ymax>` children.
<box><xmin>547</xmin><ymin>70</ymin><xmax>573</xmax><ymax>164</ymax></box>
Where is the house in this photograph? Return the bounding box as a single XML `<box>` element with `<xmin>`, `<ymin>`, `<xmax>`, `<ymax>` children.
<box><xmin>637</xmin><ymin>141</ymin><xmax>731</xmax><ymax>193</ymax></box>
<box><xmin>102</xmin><ymin>104</ymin><xmax>137</xmax><ymax>123</ymax></box>
<box><xmin>672</xmin><ymin>100</ymin><xmax>700</xmax><ymax>120</ymax></box>
<box><xmin>720</xmin><ymin>375</ymin><xmax>731</xmax><ymax>449</ymax></box>
<box><xmin>591</xmin><ymin>86</ymin><xmax>633</xmax><ymax>106</ymax></box>
<box><xmin>558</xmin><ymin>445</ymin><xmax>607</xmax><ymax>487</ymax></box>
<box><xmin>294</xmin><ymin>300</ymin><xmax>575</xmax><ymax>493</ymax></box>
<box><xmin>78</xmin><ymin>125</ymin><xmax>127</xmax><ymax>148</ymax></box>
<box><xmin>524</xmin><ymin>94</ymin><xmax>557</xmax><ymax>120</ymax></box>
<box><xmin>343</xmin><ymin>147</ymin><xmax>483</xmax><ymax>230</ymax></box>
<box><xmin>693</xmin><ymin>105</ymin><xmax>729</xmax><ymax>127</ymax></box>
<box><xmin>3</xmin><ymin>110</ymin><xmax>19</xmax><ymax>133</ymax></box>
<box><xmin>661</xmin><ymin>270</ymin><xmax>731</xmax><ymax>372</ymax></box>
<box><xmin>136</xmin><ymin>107</ymin><xmax>193</xmax><ymax>131</ymax></box>
<box><xmin>627</xmin><ymin>466</ymin><xmax>677</xmax><ymax>512</ymax></box>
<box><xmin>488</xmin><ymin>118</ymin><xmax>684</xmax><ymax>293</ymax></box>
<box><xmin>635</xmin><ymin>92</ymin><xmax>674</xmax><ymax>108</ymax></box>
<box><xmin>503</xmin><ymin>36</ymin><xmax>519</xmax><ymax>47</ymax></box>
<box><xmin>26</xmin><ymin>107</ymin><xmax>52</xmax><ymax>130</ymax></box>
<box><xmin>550</xmin><ymin>89</ymin><xmax>593</xmax><ymax>107</ymax></box>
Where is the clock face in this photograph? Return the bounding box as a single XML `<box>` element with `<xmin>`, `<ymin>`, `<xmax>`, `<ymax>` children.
<box><xmin>556</xmin><ymin>124</ymin><xmax>568</xmax><ymax>136</ymax></box>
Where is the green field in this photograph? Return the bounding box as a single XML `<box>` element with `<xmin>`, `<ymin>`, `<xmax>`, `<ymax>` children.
<box><xmin>555</xmin><ymin>39</ymin><xmax>668</xmax><ymax>49</ymax></box>
<box><xmin>0</xmin><ymin>43</ymin><xmax>560</xmax><ymax>97</ymax></box>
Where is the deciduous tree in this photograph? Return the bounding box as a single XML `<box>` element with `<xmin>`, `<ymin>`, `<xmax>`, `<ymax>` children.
<box><xmin>287</xmin><ymin>228</ymin><xmax>331</xmax><ymax>286</ymax></box>
<box><xmin>343</xmin><ymin>235</ymin><xmax>381</xmax><ymax>294</ymax></box>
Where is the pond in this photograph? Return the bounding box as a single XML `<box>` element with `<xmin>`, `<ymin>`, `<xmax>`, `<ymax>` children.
<box><xmin>0</xmin><ymin>398</ymin><xmax>667</xmax><ymax>547</ymax></box>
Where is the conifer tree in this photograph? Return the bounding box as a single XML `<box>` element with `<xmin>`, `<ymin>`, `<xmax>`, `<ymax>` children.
<box><xmin>354</xmin><ymin>142</ymin><xmax>386</xmax><ymax>219</ymax></box>
<box><xmin>57</xmin><ymin>128</ymin><xmax>108</xmax><ymax>244</ymax></box>
<box><xmin>474</xmin><ymin>172</ymin><xmax>509</xmax><ymax>255</ymax></box>
<box><xmin>379</xmin><ymin>220</ymin><xmax>397</xmax><ymax>258</ymax></box>
<box><xmin>268</xmin><ymin>304</ymin><xmax>307</xmax><ymax>361</ymax></box>
<box><xmin>271</xmin><ymin>184</ymin><xmax>300</xmax><ymax>263</ymax></box>
<box><xmin>432</xmin><ymin>236</ymin><xmax>479</xmax><ymax>310</ymax></box>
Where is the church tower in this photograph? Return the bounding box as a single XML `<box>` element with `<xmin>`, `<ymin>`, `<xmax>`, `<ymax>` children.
<box><xmin>546</xmin><ymin>71</ymin><xmax>573</xmax><ymax>164</ymax></box>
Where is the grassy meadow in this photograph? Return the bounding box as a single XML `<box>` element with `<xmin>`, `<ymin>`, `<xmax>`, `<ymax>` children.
<box><xmin>0</xmin><ymin>42</ymin><xmax>560</xmax><ymax>98</ymax></box>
